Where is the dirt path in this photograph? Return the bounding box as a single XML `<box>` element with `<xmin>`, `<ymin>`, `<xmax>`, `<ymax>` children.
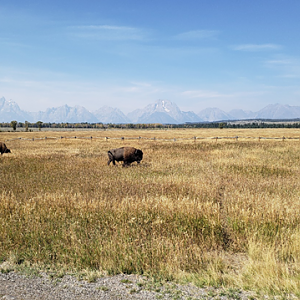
<box><xmin>0</xmin><ymin>271</ymin><xmax>257</xmax><ymax>300</ymax></box>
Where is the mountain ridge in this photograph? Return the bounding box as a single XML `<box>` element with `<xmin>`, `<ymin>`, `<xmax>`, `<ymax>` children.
<box><xmin>1</xmin><ymin>97</ymin><xmax>300</xmax><ymax>124</ymax></box>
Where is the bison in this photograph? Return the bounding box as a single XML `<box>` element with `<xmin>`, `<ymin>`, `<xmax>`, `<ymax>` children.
<box><xmin>108</xmin><ymin>147</ymin><xmax>143</xmax><ymax>166</ymax></box>
<box><xmin>0</xmin><ymin>142</ymin><xmax>11</xmax><ymax>155</ymax></box>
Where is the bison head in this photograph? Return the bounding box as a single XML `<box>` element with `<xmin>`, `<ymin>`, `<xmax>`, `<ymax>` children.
<box><xmin>134</xmin><ymin>149</ymin><xmax>143</xmax><ymax>163</ymax></box>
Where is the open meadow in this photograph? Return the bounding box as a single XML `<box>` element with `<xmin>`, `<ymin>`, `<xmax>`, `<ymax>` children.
<box><xmin>1</xmin><ymin>128</ymin><xmax>300</xmax><ymax>297</ymax></box>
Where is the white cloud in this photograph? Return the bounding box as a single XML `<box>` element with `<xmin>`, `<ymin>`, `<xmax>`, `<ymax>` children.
<box><xmin>68</xmin><ymin>25</ymin><xmax>148</xmax><ymax>41</ymax></box>
<box><xmin>181</xmin><ymin>89</ymin><xmax>268</xmax><ymax>102</ymax></box>
<box><xmin>182</xmin><ymin>90</ymin><xmax>232</xmax><ymax>99</ymax></box>
<box><xmin>175</xmin><ymin>30</ymin><xmax>219</xmax><ymax>40</ymax></box>
<box><xmin>129</xmin><ymin>81</ymin><xmax>152</xmax><ymax>88</ymax></box>
<box><xmin>266</xmin><ymin>59</ymin><xmax>292</xmax><ymax>65</ymax></box>
<box><xmin>114</xmin><ymin>81</ymin><xmax>167</xmax><ymax>99</ymax></box>
<box><xmin>265</xmin><ymin>56</ymin><xmax>300</xmax><ymax>78</ymax></box>
<box><xmin>0</xmin><ymin>38</ymin><xmax>32</xmax><ymax>49</ymax></box>
<box><xmin>232</xmin><ymin>44</ymin><xmax>281</xmax><ymax>51</ymax></box>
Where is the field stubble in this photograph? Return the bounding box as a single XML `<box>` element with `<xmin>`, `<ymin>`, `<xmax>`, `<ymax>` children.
<box><xmin>1</xmin><ymin>128</ymin><xmax>300</xmax><ymax>297</ymax></box>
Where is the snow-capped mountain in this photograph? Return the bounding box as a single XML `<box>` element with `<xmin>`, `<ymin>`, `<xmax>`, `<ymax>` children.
<box><xmin>30</xmin><ymin>105</ymin><xmax>98</xmax><ymax>123</ymax></box>
<box><xmin>93</xmin><ymin>106</ymin><xmax>131</xmax><ymax>124</ymax></box>
<box><xmin>1</xmin><ymin>97</ymin><xmax>300</xmax><ymax>124</ymax></box>
<box><xmin>137</xmin><ymin>111</ymin><xmax>179</xmax><ymax>124</ymax></box>
<box><xmin>130</xmin><ymin>99</ymin><xmax>201</xmax><ymax>124</ymax></box>
<box><xmin>197</xmin><ymin>104</ymin><xmax>300</xmax><ymax>121</ymax></box>
<box><xmin>0</xmin><ymin>97</ymin><xmax>31</xmax><ymax>122</ymax></box>
<box><xmin>254</xmin><ymin>104</ymin><xmax>300</xmax><ymax>119</ymax></box>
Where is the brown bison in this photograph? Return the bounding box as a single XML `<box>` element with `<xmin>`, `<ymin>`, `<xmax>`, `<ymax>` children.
<box><xmin>108</xmin><ymin>147</ymin><xmax>143</xmax><ymax>166</ymax></box>
<box><xmin>0</xmin><ymin>142</ymin><xmax>11</xmax><ymax>155</ymax></box>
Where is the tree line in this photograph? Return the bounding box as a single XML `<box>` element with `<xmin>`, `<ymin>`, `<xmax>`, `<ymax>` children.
<box><xmin>1</xmin><ymin>120</ymin><xmax>300</xmax><ymax>131</ymax></box>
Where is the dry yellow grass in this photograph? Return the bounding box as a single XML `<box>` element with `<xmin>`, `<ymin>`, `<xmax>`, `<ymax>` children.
<box><xmin>1</xmin><ymin>128</ymin><xmax>300</xmax><ymax>296</ymax></box>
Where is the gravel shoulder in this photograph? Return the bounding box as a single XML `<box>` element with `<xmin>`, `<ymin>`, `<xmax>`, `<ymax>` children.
<box><xmin>0</xmin><ymin>271</ymin><xmax>258</xmax><ymax>300</ymax></box>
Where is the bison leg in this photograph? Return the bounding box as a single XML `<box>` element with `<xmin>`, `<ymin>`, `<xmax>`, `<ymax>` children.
<box><xmin>122</xmin><ymin>161</ymin><xmax>131</xmax><ymax>167</ymax></box>
<box><xmin>108</xmin><ymin>158</ymin><xmax>116</xmax><ymax>165</ymax></box>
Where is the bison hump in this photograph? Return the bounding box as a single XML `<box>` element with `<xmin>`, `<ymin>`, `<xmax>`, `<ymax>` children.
<box><xmin>123</xmin><ymin>147</ymin><xmax>136</xmax><ymax>161</ymax></box>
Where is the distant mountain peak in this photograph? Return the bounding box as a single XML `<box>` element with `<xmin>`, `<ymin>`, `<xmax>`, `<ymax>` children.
<box><xmin>93</xmin><ymin>106</ymin><xmax>131</xmax><ymax>124</ymax></box>
<box><xmin>1</xmin><ymin>96</ymin><xmax>300</xmax><ymax>124</ymax></box>
<box><xmin>154</xmin><ymin>99</ymin><xmax>172</xmax><ymax>113</ymax></box>
<box><xmin>161</xmin><ymin>100</ymin><xmax>170</xmax><ymax>112</ymax></box>
<box><xmin>254</xmin><ymin>103</ymin><xmax>300</xmax><ymax>119</ymax></box>
<box><xmin>198</xmin><ymin>107</ymin><xmax>232</xmax><ymax>122</ymax></box>
<box><xmin>0</xmin><ymin>97</ymin><xmax>30</xmax><ymax>122</ymax></box>
<box><xmin>133</xmin><ymin>99</ymin><xmax>201</xmax><ymax>124</ymax></box>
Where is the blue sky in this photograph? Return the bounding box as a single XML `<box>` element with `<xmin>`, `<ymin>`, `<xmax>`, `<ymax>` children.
<box><xmin>1</xmin><ymin>0</ymin><xmax>300</xmax><ymax>113</ymax></box>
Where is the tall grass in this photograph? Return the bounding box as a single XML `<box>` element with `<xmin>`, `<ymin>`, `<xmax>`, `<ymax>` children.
<box><xmin>1</xmin><ymin>128</ymin><xmax>300</xmax><ymax>296</ymax></box>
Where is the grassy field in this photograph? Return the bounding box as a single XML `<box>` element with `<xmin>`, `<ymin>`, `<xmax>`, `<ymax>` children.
<box><xmin>1</xmin><ymin>128</ymin><xmax>300</xmax><ymax>297</ymax></box>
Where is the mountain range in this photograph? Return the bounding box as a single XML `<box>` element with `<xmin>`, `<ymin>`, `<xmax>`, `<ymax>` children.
<box><xmin>1</xmin><ymin>97</ymin><xmax>300</xmax><ymax>124</ymax></box>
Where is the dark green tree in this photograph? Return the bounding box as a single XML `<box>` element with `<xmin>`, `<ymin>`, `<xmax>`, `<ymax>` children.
<box><xmin>10</xmin><ymin>120</ymin><xmax>17</xmax><ymax>131</ymax></box>
<box><xmin>36</xmin><ymin>121</ymin><xmax>43</xmax><ymax>131</ymax></box>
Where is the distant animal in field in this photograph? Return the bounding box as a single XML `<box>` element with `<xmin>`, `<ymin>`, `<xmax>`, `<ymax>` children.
<box><xmin>108</xmin><ymin>147</ymin><xmax>143</xmax><ymax>166</ymax></box>
<box><xmin>0</xmin><ymin>142</ymin><xmax>11</xmax><ymax>155</ymax></box>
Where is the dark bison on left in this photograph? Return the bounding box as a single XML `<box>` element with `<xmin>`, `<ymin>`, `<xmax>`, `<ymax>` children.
<box><xmin>108</xmin><ymin>147</ymin><xmax>143</xmax><ymax>166</ymax></box>
<box><xmin>0</xmin><ymin>142</ymin><xmax>11</xmax><ymax>155</ymax></box>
